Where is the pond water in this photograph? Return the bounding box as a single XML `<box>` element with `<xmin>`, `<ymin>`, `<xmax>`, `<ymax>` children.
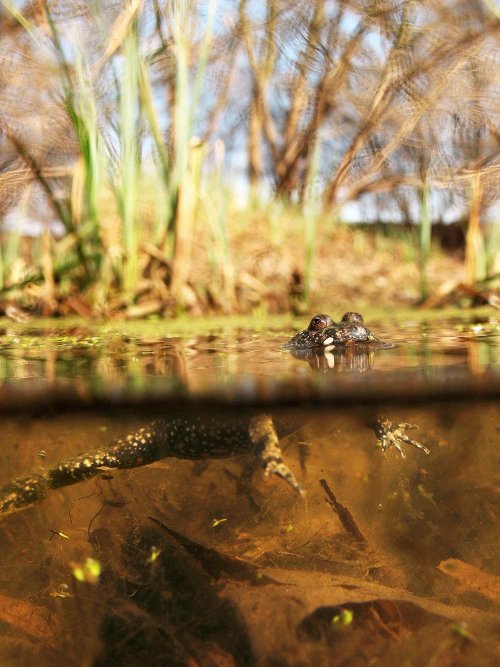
<box><xmin>0</xmin><ymin>312</ymin><xmax>498</xmax><ymax>666</ymax></box>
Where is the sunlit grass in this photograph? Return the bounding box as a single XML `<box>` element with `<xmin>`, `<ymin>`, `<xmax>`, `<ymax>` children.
<box><xmin>419</xmin><ymin>176</ymin><xmax>431</xmax><ymax>301</ymax></box>
<box><xmin>118</xmin><ymin>20</ymin><xmax>140</xmax><ymax>297</ymax></box>
<box><xmin>0</xmin><ymin>0</ymin><xmax>219</xmax><ymax>309</ymax></box>
<box><xmin>0</xmin><ymin>0</ymin><xmax>496</xmax><ymax>316</ymax></box>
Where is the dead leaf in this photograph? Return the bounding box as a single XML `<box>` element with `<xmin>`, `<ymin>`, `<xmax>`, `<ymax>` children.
<box><xmin>0</xmin><ymin>591</ymin><xmax>53</xmax><ymax>640</ymax></box>
<box><xmin>437</xmin><ymin>558</ymin><xmax>500</xmax><ymax>603</ymax></box>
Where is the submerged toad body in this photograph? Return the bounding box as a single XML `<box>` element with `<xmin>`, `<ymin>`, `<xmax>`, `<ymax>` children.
<box><xmin>0</xmin><ymin>314</ymin><xmax>429</xmax><ymax>518</ymax></box>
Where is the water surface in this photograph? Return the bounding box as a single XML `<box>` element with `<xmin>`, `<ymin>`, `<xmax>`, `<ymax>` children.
<box><xmin>0</xmin><ymin>311</ymin><xmax>498</xmax><ymax>407</ymax></box>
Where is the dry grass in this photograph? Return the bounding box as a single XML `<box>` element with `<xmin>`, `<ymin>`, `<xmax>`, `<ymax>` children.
<box><xmin>0</xmin><ymin>1</ymin><xmax>498</xmax><ymax>316</ymax></box>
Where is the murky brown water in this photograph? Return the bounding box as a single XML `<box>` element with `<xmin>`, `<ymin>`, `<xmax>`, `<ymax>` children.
<box><xmin>0</xmin><ymin>314</ymin><xmax>498</xmax><ymax>666</ymax></box>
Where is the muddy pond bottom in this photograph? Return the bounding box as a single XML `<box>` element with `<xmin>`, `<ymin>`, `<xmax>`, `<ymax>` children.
<box><xmin>0</xmin><ymin>399</ymin><xmax>498</xmax><ymax>667</ymax></box>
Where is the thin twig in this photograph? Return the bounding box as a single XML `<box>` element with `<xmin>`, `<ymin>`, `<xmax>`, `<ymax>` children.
<box><xmin>319</xmin><ymin>478</ymin><xmax>367</xmax><ymax>546</ymax></box>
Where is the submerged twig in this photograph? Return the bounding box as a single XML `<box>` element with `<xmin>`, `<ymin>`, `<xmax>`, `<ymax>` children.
<box><xmin>319</xmin><ymin>478</ymin><xmax>367</xmax><ymax>546</ymax></box>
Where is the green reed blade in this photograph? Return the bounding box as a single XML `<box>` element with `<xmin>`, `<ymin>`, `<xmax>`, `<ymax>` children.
<box><xmin>119</xmin><ymin>20</ymin><xmax>140</xmax><ymax>296</ymax></box>
<box><xmin>419</xmin><ymin>174</ymin><xmax>431</xmax><ymax>301</ymax></box>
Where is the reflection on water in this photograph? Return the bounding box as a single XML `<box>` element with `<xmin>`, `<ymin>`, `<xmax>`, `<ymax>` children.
<box><xmin>0</xmin><ymin>315</ymin><xmax>498</xmax><ymax>408</ymax></box>
<box><xmin>0</xmin><ymin>314</ymin><xmax>498</xmax><ymax>665</ymax></box>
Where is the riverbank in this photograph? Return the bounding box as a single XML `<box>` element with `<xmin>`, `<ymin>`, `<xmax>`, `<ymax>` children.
<box><xmin>4</xmin><ymin>215</ymin><xmax>493</xmax><ymax>322</ymax></box>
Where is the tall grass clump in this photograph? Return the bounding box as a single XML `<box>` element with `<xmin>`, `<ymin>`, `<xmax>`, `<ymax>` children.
<box><xmin>168</xmin><ymin>0</ymin><xmax>218</xmax><ymax>304</ymax></box>
<box><xmin>0</xmin><ymin>0</ymin><xmax>218</xmax><ymax>311</ymax></box>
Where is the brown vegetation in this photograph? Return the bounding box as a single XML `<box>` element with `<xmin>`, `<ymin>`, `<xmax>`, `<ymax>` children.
<box><xmin>0</xmin><ymin>1</ymin><xmax>498</xmax><ymax>317</ymax></box>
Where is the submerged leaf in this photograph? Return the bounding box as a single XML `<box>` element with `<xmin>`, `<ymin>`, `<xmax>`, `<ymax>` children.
<box><xmin>437</xmin><ymin>558</ymin><xmax>500</xmax><ymax>602</ymax></box>
<box><xmin>0</xmin><ymin>592</ymin><xmax>53</xmax><ymax>640</ymax></box>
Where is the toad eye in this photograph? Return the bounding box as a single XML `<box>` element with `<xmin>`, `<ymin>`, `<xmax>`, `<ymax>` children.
<box><xmin>308</xmin><ymin>314</ymin><xmax>333</xmax><ymax>331</ymax></box>
<box><xmin>341</xmin><ymin>312</ymin><xmax>364</xmax><ymax>324</ymax></box>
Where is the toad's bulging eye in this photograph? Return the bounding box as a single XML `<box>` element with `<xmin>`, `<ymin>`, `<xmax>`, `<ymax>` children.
<box><xmin>341</xmin><ymin>312</ymin><xmax>364</xmax><ymax>324</ymax></box>
<box><xmin>308</xmin><ymin>314</ymin><xmax>333</xmax><ymax>331</ymax></box>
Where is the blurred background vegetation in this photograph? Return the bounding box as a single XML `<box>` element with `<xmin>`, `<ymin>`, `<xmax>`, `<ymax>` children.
<box><xmin>0</xmin><ymin>0</ymin><xmax>498</xmax><ymax>317</ymax></box>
